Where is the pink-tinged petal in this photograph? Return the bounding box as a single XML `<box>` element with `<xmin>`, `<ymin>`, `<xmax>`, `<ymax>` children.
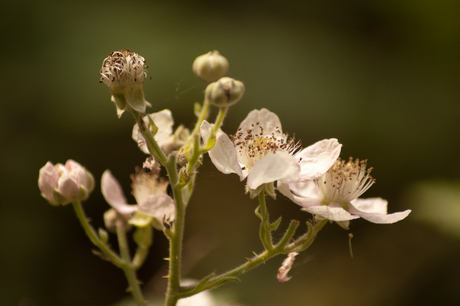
<box><xmin>38</xmin><ymin>162</ymin><xmax>59</xmax><ymax>204</ymax></box>
<box><xmin>349</xmin><ymin>198</ymin><xmax>411</xmax><ymax>224</ymax></box>
<box><xmin>138</xmin><ymin>194</ymin><xmax>175</xmax><ymax>221</ymax></box>
<box><xmin>133</xmin><ymin>109</ymin><xmax>174</xmax><ymax>154</ymax></box>
<box><xmin>247</xmin><ymin>152</ymin><xmax>300</xmax><ymax>190</ymax></box>
<box><xmin>57</xmin><ymin>173</ymin><xmax>80</xmax><ymax>199</ymax></box>
<box><xmin>278</xmin><ymin>181</ymin><xmax>322</xmax><ymax>208</ymax></box>
<box><xmin>239</xmin><ymin>109</ymin><xmax>284</xmax><ymax>140</ymax></box>
<box><xmin>101</xmin><ymin>170</ymin><xmax>138</xmax><ymax>214</ymax></box>
<box><xmin>64</xmin><ymin>159</ymin><xmax>83</xmax><ymax>172</ymax></box>
<box><xmin>277</xmin><ymin>252</ymin><xmax>299</xmax><ymax>282</ymax></box>
<box><xmin>201</xmin><ymin>121</ymin><xmax>244</xmax><ymax>179</ymax></box>
<box><xmin>305</xmin><ymin>204</ymin><xmax>360</xmax><ymax>221</ymax></box>
<box><xmin>296</xmin><ymin>139</ymin><xmax>342</xmax><ymax>181</ymax></box>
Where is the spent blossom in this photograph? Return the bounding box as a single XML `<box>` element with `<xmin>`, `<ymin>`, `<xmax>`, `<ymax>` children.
<box><xmin>99</xmin><ymin>50</ymin><xmax>151</xmax><ymax>117</ymax></box>
<box><xmin>279</xmin><ymin>157</ymin><xmax>411</xmax><ymax>227</ymax></box>
<box><xmin>201</xmin><ymin>108</ymin><xmax>341</xmax><ymax>191</ymax></box>
<box><xmin>101</xmin><ymin>169</ymin><xmax>175</xmax><ymax>230</ymax></box>
<box><xmin>277</xmin><ymin>252</ymin><xmax>299</xmax><ymax>282</ymax></box>
<box><xmin>38</xmin><ymin>160</ymin><xmax>94</xmax><ymax>206</ymax></box>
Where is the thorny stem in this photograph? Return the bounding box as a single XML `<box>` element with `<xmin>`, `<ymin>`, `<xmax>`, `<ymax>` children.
<box><xmin>71</xmin><ymin>201</ymin><xmax>122</xmax><ymax>266</ymax></box>
<box><xmin>178</xmin><ymin>217</ymin><xmax>326</xmax><ymax>299</ymax></box>
<box><xmin>130</xmin><ymin>110</ymin><xmax>187</xmax><ymax>306</ymax></box>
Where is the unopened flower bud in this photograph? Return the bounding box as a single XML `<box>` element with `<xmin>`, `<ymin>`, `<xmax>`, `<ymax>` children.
<box><xmin>38</xmin><ymin>160</ymin><xmax>95</xmax><ymax>206</ymax></box>
<box><xmin>205</xmin><ymin>77</ymin><xmax>245</xmax><ymax>107</ymax></box>
<box><xmin>99</xmin><ymin>50</ymin><xmax>151</xmax><ymax>117</ymax></box>
<box><xmin>104</xmin><ymin>208</ymin><xmax>131</xmax><ymax>232</ymax></box>
<box><xmin>193</xmin><ymin>50</ymin><xmax>229</xmax><ymax>83</ymax></box>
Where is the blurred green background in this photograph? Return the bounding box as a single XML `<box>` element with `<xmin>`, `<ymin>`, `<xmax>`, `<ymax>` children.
<box><xmin>2</xmin><ymin>0</ymin><xmax>460</xmax><ymax>305</ymax></box>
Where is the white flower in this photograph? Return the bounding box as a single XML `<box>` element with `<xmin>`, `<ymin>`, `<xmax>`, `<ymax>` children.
<box><xmin>132</xmin><ymin>109</ymin><xmax>189</xmax><ymax>155</ymax></box>
<box><xmin>277</xmin><ymin>252</ymin><xmax>299</xmax><ymax>282</ymax></box>
<box><xmin>279</xmin><ymin>158</ymin><xmax>411</xmax><ymax>225</ymax></box>
<box><xmin>38</xmin><ymin>160</ymin><xmax>94</xmax><ymax>206</ymax></box>
<box><xmin>200</xmin><ymin>108</ymin><xmax>342</xmax><ymax>190</ymax></box>
<box><xmin>101</xmin><ymin>169</ymin><xmax>175</xmax><ymax>230</ymax></box>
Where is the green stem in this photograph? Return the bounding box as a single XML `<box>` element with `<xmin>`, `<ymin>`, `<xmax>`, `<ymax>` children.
<box><xmin>164</xmin><ymin>155</ymin><xmax>187</xmax><ymax>306</ymax></box>
<box><xmin>190</xmin><ymin>97</ymin><xmax>211</xmax><ymax>137</ymax></box>
<box><xmin>258</xmin><ymin>191</ymin><xmax>273</xmax><ymax>250</ymax></box>
<box><xmin>212</xmin><ymin>106</ymin><xmax>228</xmax><ymax>135</ymax></box>
<box><xmin>131</xmin><ymin>110</ymin><xmax>168</xmax><ymax>164</ymax></box>
<box><xmin>179</xmin><ymin>217</ymin><xmax>328</xmax><ymax>298</ymax></box>
<box><xmin>132</xmin><ymin>227</ymin><xmax>153</xmax><ymax>270</ymax></box>
<box><xmin>116</xmin><ymin>221</ymin><xmax>148</xmax><ymax>306</ymax></box>
<box><xmin>71</xmin><ymin>201</ymin><xmax>122</xmax><ymax>266</ymax></box>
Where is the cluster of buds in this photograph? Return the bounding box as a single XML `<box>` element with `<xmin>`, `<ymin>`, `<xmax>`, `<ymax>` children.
<box><xmin>193</xmin><ymin>50</ymin><xmax>245</xmax><ymax>108</ymax></box>
<box><xmin>38</xmin><ymin>160</ymin><xmax>94</xmax><ymax>206</ymax></box>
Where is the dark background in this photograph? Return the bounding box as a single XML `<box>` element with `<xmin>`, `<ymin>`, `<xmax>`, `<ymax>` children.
<box><xmin>2</xmin><ymin>1</ymin><xmax>460</xmax><ymax>305</ymax></box>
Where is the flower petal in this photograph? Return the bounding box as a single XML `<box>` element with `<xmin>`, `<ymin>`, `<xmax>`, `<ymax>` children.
<box><xmin>247</xmin><ymin>152</ymin><xmax>300</xmax><ymax>190</ymax></box>
<box><xmin>138</xmin><ymin>194</ymin><xmax>175</xmax><ymax>221</ymax></box>
<box><xmin>38</xmin><ymin>162</ymin><xmax>59</xmax><ymax>204</ymax></box>
<box><xmin>238</xmin><ymin>109</ymin><xmax>284</xmax><ymax>140</ymax></box>
<box><xmin>296</xmin><ymin>139</ymin><xmax>342</xmax><ymax>181</ymax></box>
<box><xmin>278</xmin><ymin>181</ymin><xmax>322</xmax><ymax>208</ymax></box>
<box><xmin>133</xmin><ymin>109</ymin><xmax>174</xmax><ymax>154</ymax></box>
<box><xmin>350</xmin><ymin>198</ymin><xmax>411</xmax><ymax>224</ymax></box>
<box><xmin>101</xmin><ymin>170</ymin><xmax>138</xmax><ymax>214</ymax></box>
<box><xmin>201</xmin><ymin>121</ymin><xmax>244</xmax><ymax>179</ymax></box>
<box><xmin>305</xmin><ymin>204</ymin><xmax>360</xmax><ymax>221</ymax></box>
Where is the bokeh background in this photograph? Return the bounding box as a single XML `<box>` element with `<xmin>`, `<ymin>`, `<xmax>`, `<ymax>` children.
<box><xmin>2</xmin><ymin>0</ymin><xmax>460</xmax><ymax>305</ymax></box>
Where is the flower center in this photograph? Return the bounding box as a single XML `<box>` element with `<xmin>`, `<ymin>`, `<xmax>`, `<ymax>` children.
<box><xmin>230</xmin><ymin>123</ymin><xmax>301</xmax><ymax>170</ymax></box>
<box><xmin>317</xmin><ymin>157</ymin><xmax>375</xmax><ymax>204</ymax></box>
<box><xmin>99</xmin><ymin>50</ymin><xmax>147</xmax><ymax>87</ymax></box>
<box><xmin>131</xmin><ymin>168</ymin><xmax>168</xmax><ymax>204</ymax></box>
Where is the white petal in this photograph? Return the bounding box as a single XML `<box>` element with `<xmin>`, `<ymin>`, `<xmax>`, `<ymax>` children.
<box><xmin>150</xmin><ymin>109</ymin><xmax>174</xmax><ymax>145</ymax></box>
<box><xmin>278</xmin><ymin>181</ymin><xmax>322</xmax><ymax>208</ymax></box>
<box><xmin>350</xmin><ymin>198</ymin><xmax>388</xmax><ymax>214</ymax></box>
<box><xmin>138</xmin><ymin>194</ymin><xmax>175</xmax><ymax>221</ymax></box>
<box><xmin>296</xmin><ymin>139</ymin><xmax>342</xmax><ymax>181</ymax></box>
<box><xmin>101</xmin><ymin>170</ymin><xmax>138</xmax><ymax>214</ymax></box>
<box><xmin>247</xmin><ymin>152</ymin><xmax>300</xmax><ymax>190</ymax></box>
<box><xmin>350</xmin><ymin>198</ymin><xmax>411</xmax><ymax>224</ymax></box>
<box><xmin>305</xmin><ymin>204</ymin><xmax>360</xmax><ymax>221</ymax></box>
<box><xmin>238</xmin><ymin>109</ymin><xmax>284</xmax><ymax>140</ymax></box>
<box><xmin>200</xmin><ymin>121</ymin><xmax>244</xmax><ymax>179</ymax></box>
<box><xmin>132</xmin><ymin>109</ymin><xmax>174</xmax><ymax>154</ymax></box>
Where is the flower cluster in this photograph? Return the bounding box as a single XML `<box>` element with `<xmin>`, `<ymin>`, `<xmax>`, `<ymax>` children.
<box><xmin>37</xmin><ymin>49</ymin><xmax>412</xmax><ymax>306</ymax></box>
<box><xmin>203</xmin><ymin>108</ymin><xmax>410</xmax><ymax>226</ymax></box>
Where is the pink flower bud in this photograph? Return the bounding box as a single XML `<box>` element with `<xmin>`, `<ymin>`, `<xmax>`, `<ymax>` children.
<box><xmin>38</xmin><ymin>160</ymin><xmax>94</xmax><ymax>206</ymax></box>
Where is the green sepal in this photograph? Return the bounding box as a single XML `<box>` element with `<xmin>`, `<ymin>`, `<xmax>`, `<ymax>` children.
<box><xmin>98</xmin><ymin>228</ymin><xmax>109</xmax><ymax>245</ymax></box>
<box><xmin>148</xmin><ymin>116</ymin><xmax>159</xmax><ymax>136</ymax></box>
<box><xmin>267</xmin><ymin>216</ymin><xmax>282</xmax><ymax>232</ymax></box>
<box><xmin>133</xmin><ymin>226</ymin><xmax>152</xmax><ymax>249</ymax></box>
